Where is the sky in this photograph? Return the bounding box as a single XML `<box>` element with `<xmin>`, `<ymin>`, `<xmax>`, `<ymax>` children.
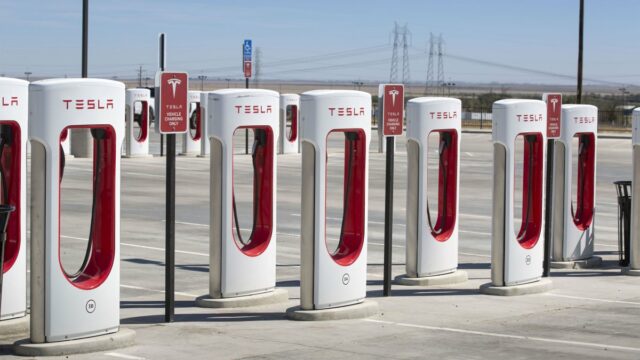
<box><xmin>1</xmin><ymin>0</ymin><xmax>638</xmax><ymax>87</ymax></box>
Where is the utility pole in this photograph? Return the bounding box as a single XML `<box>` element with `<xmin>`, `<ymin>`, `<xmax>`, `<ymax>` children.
<box><xmin>24</xmin><ymin>72</ymin><xmax>32</xmax><ymax>81</ymax></box>
<box><xmin>198</xmin><ymin>75</ymin><xmax>207</xmax><ymax>91</ymax></box>
<box><xmin>576</xmin><ymin>0</ymin><xmax>584</xmax><ymax>104</ymax></box>
<box><xmin>138</xmin><ymin>65</ymin><xmax>143</xmax><ymax>87</ymax></box>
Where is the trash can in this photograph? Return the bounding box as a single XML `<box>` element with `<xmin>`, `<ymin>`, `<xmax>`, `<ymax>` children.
<box><xmin>614</xmin><ymin>181</ymin><xmax>632</xmax><ymax>266</ymax></box>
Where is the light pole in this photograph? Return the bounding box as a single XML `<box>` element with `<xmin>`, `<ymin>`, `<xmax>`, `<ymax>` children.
<box><xmin>198</xmin><ymin>75</ymin><xmax>207</xmax><ymax>91</ymax></box>
<box><xmin>24</xmin><ymin>72</ymin><xmax>32</xmax><ymax>81</ymax></box>
<box><xmin>225</xmin><ymin>78</ymin><xmax>231</xmax><ymax>88</ymax></box>
<box><xmin>620</xmin><ymin>87</ymin><xmax>630</xmax><ymax>126</ymax></box>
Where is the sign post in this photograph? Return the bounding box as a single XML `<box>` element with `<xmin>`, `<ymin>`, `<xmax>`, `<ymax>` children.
<box><xmin>542</xmin><ymin>93</ymin><xmax>562</xmax><ymax>277</ymax></box>
<box><xmin>243</xmin><ymin>39</ymin><xmax>252</xmax><ymax>154</ymax></box>
<box><xmin>380</xmin><ymin>84</ymin><xmax>404</xmax><ymax>296</ymax></box>
<box><xmin>156</xmin><ymin>33</ymin><xmax>189</xmax><ymax>323</ymax></box>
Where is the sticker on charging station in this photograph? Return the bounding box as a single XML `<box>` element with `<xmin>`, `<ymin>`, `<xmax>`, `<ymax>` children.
<box><xmin>381</xmin><ymin>84</ymin><xmax>404</xmax><ymax>136</ymax></box>
<box><xmin>543</xmin><ymin>93</ymin><xmax>562</xmax><ymax>139</ymax></box>
<box><xmin>156</xmin><ymin>71</ymin><xmax>189</xmax><ymax>134</ymax></box>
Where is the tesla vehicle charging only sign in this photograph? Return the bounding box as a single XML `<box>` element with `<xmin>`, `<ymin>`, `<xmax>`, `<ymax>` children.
<box><xmin>381</xmin><ymin>84</ymin><xmax>404</xmax><ymax>136</ymax></box>
<box><xmin>156</xmin><ymin>71</ymin><xmax>189</xmax><ymax>134</ymax></box>
<box><xmin>543</xmin><ymin>93</ymin><xmax>562</xmax><ymax>139</ymax></box>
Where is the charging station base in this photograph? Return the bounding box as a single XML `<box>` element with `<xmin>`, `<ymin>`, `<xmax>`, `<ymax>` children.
<box><xmin>394</xmin><ymin>270</ymin><xmax>468</xmax><ymax>286</ymax></box>
<box><xmin>550</xmin><ymin>256</ymin><xmax>602</xmax><ymax>269</ymax></box>
<box><xmin>286</xmin><ymin>300</ymin><xmax>378</xmax><ymax>321</ymax></box>
<box><xmin>195</xmin><ymin>288</ymin><xmax>288</xmax><ymax>309</ymax></box>
<box><xmin>122</xmin><ymin>154</ymin><xmax>152</xmax><ymax>159</ymax></box>
<box><xmin>622</xmin><ymin>267</ymin><xmax>640</xmax><ymax>276</ymax></box>
<box><xmin>479</xmin><ymin>278</ymin><xmax>552</xmax><ymax>296</ymax></box>
<box><xmin>178</xmin><ymin>152</ymin><xmax>199</xmax><ymax>157</ymax></box>
<box><xmin>0</xmin><ymin>315</ymin><xmax>28</xmax><ymax>338</ymax></box>
<box><xmin>13</xmin><ymin>328</ymin><xmax>135</xmax><ymax>357</ymax></box>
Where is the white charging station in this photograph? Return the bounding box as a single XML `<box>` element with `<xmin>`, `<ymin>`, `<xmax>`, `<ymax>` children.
<box><xmin>480</xmin><ymin>99</ymin><xmax>551</xmax><ymax>295</ymax></box>
<box><xmin>279</xmin><ymin>94</ymin><xmax>300</xmax><ymax>154</ymax></box>
<box><xmin>625</xmin><ymin>109</ymin><xmax>640</xmax><ymax>275</ymax></box>
<box><xmin>198</xmin><ymin>92</ymin><xmax>210</xmax><ymax>157</ymax></box>
<box><xmin>398</xmin><ymin>97</ymin><xmax>467</xmax><ymax>286</ymax></box>
<box><xmin>28</xmin><ymin>79</ymin><xmax>128</xmax><ymax>344</ymax></box>
<box><xmin>551</xmin><ymin>104</ymin><xmax>600</xmax><ymax>267</ymax></box>
<box><xmin>197</xmin><ymin>89</ymin><xmax>287</xmax><ymax>308</ymax></box>
<box><xmin>124</xmin><ymin>88</ymin><xmax>151</xmax><ymax>157</ymax></box>
<box><xmin>288</xmin><ymin>90</ymin><xmax>377</xmax><ymax>320</ymax></box>
<box><xmin>181</xmin><ymin>90</ymin><xmax>202</xmax><ymax>156</ymax></box>
<box><xmin>0</xmin><ymin>78</ymin><xmax>27</xmax><ymax>325</ymax></box>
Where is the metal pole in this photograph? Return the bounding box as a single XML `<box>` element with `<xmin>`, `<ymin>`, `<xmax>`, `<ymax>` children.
<box><xmin>543</xmin><ymin>139</ymin><xmax>555</xmax><ymax>277</ymax></box>
<box><xmin>577</xmin><ymin>0</ymin><xmax>584</xmax><ymax>104</ymax></box>
<box><xmin>245</xmin><ymin>77</ymin><xmax>249</xmax><ymax>154</ymax></box>
<box><xmin>159</xmin><ymin>33</ymin><xmax>175</xmax><ymax>323</ymax></box>
<box><xmin>82</xmin><ymin>0</ymin><xmax>88</xmax><ymax>78</ymax></box>
<box><xmin>383</xmin><ymin>136</ymin><xmax>394</xmax><ymax>296</ymax></box>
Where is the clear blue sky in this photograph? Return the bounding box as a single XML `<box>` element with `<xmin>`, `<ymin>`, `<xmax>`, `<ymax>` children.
<box><xmin>1</xmin><ymin>0</ymin><xmax>638</xmax><ymax>86</ymax></box>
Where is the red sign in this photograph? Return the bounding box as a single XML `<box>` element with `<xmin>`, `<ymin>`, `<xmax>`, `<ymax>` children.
<box><xmin>381</xmin><ymin>84</ymin><xmax>404</xmax><ymax>136</ymax></box>
<box><xmin>244</xmin><ymin>61</ymin><xmax>252</xmax><ymax>78</ymax></box>
<box><xmin>544</xmin><ymin>93</ymin><xmax>562</xmax><ymax>138</ymax></box>
<box><xmin>157</xmin><ymin>72</ymin><xmax>189</xmax><ymax>134</ymax></box>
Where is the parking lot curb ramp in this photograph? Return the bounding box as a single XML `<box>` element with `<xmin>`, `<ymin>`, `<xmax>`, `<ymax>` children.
<box><xmin>286</xmin><ymin>300</ymin><xmax>378</xmax><ymax>321</ymax></box>
<box><xmin>13</xmin><ymin>328</ymin><xmax>135</xmax><ymax>357</ymax></box>
<box><xmin>394</xmin><ymin>270</ymin><xmax>468</xmax><ymax>286</ymax></box>
<box><xmin>550</xmin><ymin>256</ymin><xmax>602</xmax><ymax>269</ymax></box>
<box><xmin>195</xmin><ymin>288</ymin><xmax>289</xmax><ymax>308</ymax></box>
<box><xmin>479</xmin><ymin>278</ymin><xmax>552</xmax><ymax>296</ymax></box>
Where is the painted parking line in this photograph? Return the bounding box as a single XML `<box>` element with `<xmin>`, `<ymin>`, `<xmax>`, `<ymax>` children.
<box><xmin>363</xmin><ymin>318</ymin><xmax>640</xmax><ymax>353</ymax></box>
<box><xmin>120</xmin><ymin>284</ymin><xmax>199</xmax><ymax>298</ymax></box>
<box><xmin>105</xmin><ymin>352</ymin><xmax>147</xmax><ymax>360</ymax></box>
<box><xmin>545</xmin><ymin>293</ymin><xmax>640</xmax><ymax>306</ymax></box>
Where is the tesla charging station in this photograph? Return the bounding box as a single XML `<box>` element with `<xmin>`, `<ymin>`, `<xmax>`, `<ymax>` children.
<box><xmin>198</xmin><ymin>92</ymin><xmax>210</xmax><ymax>157</ymax></box>
<box><xmin>627</xmin><ymin>109</ymin><xmax>640</xmax><ymax>275</ymax></box>
<box><xmin>398</xmin><ymin>97</ymin><xmax>467</xmax><ymax>286</ymax></box>
<box><xmin>551</xmin><ymin>105</ymin><xmax>600</xmax><ymax>267</ymax></box>
<box><xmin>0</xmin><ymin>78</ymin><xmax>27</xmax><ymax>327</ymax></box>
<box><xmin>279</xmin><ymin>94</ymin><xmax>300</xmax><ymax>154</ymax></box>
<box><xmin>287</xmin><ymin>90</ymin><xmax>377</xmax><ymax>320</ymax></box>
<box><xmin>181</xmin><ymin>90</ymin><xmax>202</xmax><ymax>156</ymax></box>
<box><xmin>196</xmin><ymin>89</ymin><xmax>287</xmax><ymax>308</ymax></box>
<box><xmin>124</xmin><ymin>88</ymin><xmax>151</xmax><ymax>157</ymax></box>
<box><xmin>480</xmin><ymin>99</ymin><xmax>551</xmax><ymax>295</ymax></box>
<box><xmin>26</xmin><ymin>79</ymin><xmax>133</xmax><ymax>347</ymax></box>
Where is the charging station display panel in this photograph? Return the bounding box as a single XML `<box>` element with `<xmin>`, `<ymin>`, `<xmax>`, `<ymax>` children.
<box><xmin>279</xmin><ymin>94</ymin><xmax>300</xmax><ymax>154</ymax></box>
<box><xmin>0</xmin><ymin>77</ymin><xmax>28</xmax><ymax>320</ymax></box>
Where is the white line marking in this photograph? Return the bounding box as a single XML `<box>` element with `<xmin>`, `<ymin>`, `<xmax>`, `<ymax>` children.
<box><xmin>363</xmin><ymin>319</ymin><xmax>640</xmax><ymax>353</ymax></box>
<box><xmin>459</xmin><ymin>252</ymin><xmax>491</xmax><ymax>258</ymax></box>
<box><xmin>369</xmin><ymin>241</ymin><xmax>404</xmax><ymax>249</ymax></box>
<box><xmin>120</xmin><ymin>284</ymin><xmax>199</xmax><ymax>298</ymax></box>
<box><xmin>122</xmin><ymin>242</ymin><xmax>208</xmax><ymax>257</ymax></box>
<box><xmin>546</xmin><ymin>293</ymin><xmax>640</xmax><ymax>306</ymax></box>
<box><xmin>105</xmin><ymin>352</ymin><xmax>146</xmax><ymax>360</ymax></box>
<box><xmin>459</xmin><ymin>229</ymin><xmax>491</xmax><ymax>236</ymax></box>
<box><xmin>465</xmin><ymin>152</ymin><xmax>474</xmax><ymax>157</ymax></box>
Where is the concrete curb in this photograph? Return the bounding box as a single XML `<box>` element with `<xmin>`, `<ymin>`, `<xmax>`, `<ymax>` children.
<box><xmin>13</xmin><ymin>328</ymin><xmax>136</xmax><ymax>357</ymax></box>
<box><xmin>0</xmin><ymin>315</ymin><xmax>28</xmax><ymax>338</ymax></box>
<box><xmin>479</xmin><ymin>278</ymin><xmax>552</xmax><ymax>296</ymax></box>
<box><xmin>195</xmin><ymin>288</ymin><xmax>289</xmax><ymax>308</ymax></box>
<box><xmin>550</xmin><ymin>256</ymin><xmax>602</xmax><ymax>269</ymax></box>
<box><xmin>622</xmin><ymin>267</ymin><xmax>640</xmax><ymax>276</ymax></box>
<box><xmin>286</xmin><ymin>300</ymin><xmax>378</xmax><ymax>321</ymax></box>
<box><xmin>394</xmin><ymin>270</ymin><xmax>468</xmax><ymax>286</ymax></box>
<box><xmin>122</xmin><ymin>154</ymin><xmax>153</xmax><ymax>159</ymax></box>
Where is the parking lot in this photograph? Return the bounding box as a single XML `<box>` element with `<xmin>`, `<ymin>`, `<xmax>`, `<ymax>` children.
<box><xmin>2</xmin><ymin>131</ymin><xmax>639</xmax><ymax>359</ymax></box>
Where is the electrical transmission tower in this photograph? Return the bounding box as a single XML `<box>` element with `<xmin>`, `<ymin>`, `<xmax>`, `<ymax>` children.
<box><xmin>401</xmin><ymin>24</ymin><xmax>411</xmax><ymax>85</ymax></box>
<box><xmin>389</xmin><ymin>23</ymin><xmax>400</xmax><ymax>83</ymax></box>
<box><xmin>437</xmin><ymin>34</ymin><xmax>445</xmax><ymax>95</ymax></box>
<box><xmin>424</xmin><ymin>33</ymin><xmax>435</xmax><ymax>95</ymax></box>
<box><xmin>255</xmin><ymin>47</ymin><xmax>262</xmax><ymax>87</ymax></box>
<box><xmin>389</xmin><ymin>23</ymin><xmax>411</xmax><ymax>85</ymax></box>
<box><xmin>137</xmin><ymin>65</ymin><xmax>143</xmax><ymax>87</ymax></box>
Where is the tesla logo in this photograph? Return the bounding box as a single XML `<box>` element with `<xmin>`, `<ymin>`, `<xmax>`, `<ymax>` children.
<box><xmin>525</xmin><ymin>255</ymin><xmax>531</xmax><ymax>265</ymax></box>
<box><xmin>62</xmin><ymin>99</ymin><xmax>114</xmax><ymax>110</ymax></box>
<box><xmin>388</xmin><ymin>89</ymin><xmax>400</xmax><ymax>106</ymax></box>
<box><xmin>234</xmin><ymin>105</ymin><xmax>272</xmax><ymax>114</ymax></box>
<box><xmin>1</xmin><ymin>96</ymin><xmax>19</xmax><ymax>107</ymax></box>
<box><xmin>342</xmin><ymin>273</ymin><xmax>350</xmax><ymax>285</ymax></box>
<box><xmin>550</xmin><ymin>98</ymin><xmax>559</xmax><ymax>112</ymax></box>
<box><xmin>328</xmin><ymin>107</ymin><xmax>366</xmax><ymax>116</ymax></box>
<box><xmin>429</xmin><ymin>111</ymin><xmax>458</xmax><ymax>119</ymax></box>
<box><xmin>86</xmin><ymin>299</ymin><xmax>96</xmax><ymax>313</ymax></box>
<box><xmin>573</xmin><ymin>116</ymin><xmax>595</xmax><ymax>124</ymax></box>
<box><xmin>516</xmin><ymin>114</ymin><xmax>543</xmax><ymax>122</ymax></box>
<box><xmin>167</xmin><ymin>78</ymin><xmax>181</xmax><ymax>98</ymax></box>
